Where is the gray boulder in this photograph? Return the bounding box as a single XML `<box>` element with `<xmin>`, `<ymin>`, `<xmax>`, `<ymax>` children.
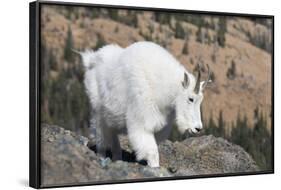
<box><xmin>41</xmin><ymin>124</ymin><xmax>258</xmax><ymax>186</ymax></box>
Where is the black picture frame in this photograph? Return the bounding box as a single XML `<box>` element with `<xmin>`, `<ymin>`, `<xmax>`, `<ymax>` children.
<box><xmin>29</xmin><ymin>1</ymin><xmax>274</xmax><ymax>188</ymax></box>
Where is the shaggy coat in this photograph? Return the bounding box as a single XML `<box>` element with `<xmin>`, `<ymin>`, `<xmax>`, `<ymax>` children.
<box><xmin>81</xmin><ymin>41</ymin><xmax>207</xmax><ymax>167</ymax></box>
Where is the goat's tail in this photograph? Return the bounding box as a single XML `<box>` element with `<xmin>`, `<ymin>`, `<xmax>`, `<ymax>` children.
<box><xmin>72</xmin><ymin>49</ymin><xmax>97</xmax><ymax>70</ymax></box>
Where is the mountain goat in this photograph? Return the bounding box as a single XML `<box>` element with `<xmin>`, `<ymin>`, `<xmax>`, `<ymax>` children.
<box><xmin>79</xmin><ymin>41</ymin><xmax>211</xmax><ymax>167</ymax></box>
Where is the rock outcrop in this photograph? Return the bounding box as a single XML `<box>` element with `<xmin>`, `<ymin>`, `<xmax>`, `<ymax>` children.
<box><xmin>41</xmin><ymin>124</ymin><xmax>258</xmax><ymax>186</ymax></box>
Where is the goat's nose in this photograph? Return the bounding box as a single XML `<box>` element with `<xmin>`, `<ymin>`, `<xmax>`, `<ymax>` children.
<box><xmin>195</xmin><ymin>127</ymin><xmax>201</xmax><ymax>132</ymax></box>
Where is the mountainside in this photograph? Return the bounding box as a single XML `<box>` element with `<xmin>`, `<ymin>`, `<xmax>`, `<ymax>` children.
<box><xmin>41</xmin><ymin>124</ymin><xmax>258</xmax><ymax>186</ymax></box>
<box><xmin>40</xmin><ymin>5</ymin><xmax>272</xmax><ymax>132</ymax></box>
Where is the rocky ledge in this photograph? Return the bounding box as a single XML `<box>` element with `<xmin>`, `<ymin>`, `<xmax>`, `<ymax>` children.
<box><xmin>41</xmin><ymin>124</ymin><xmax>258</xmax><ymax>186</ymax></box>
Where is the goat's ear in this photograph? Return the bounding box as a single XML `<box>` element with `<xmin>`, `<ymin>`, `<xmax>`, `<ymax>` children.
<box><xmin>200</xmin><ymin>80</ymin><xmax>212</xmax><ymax>92</ymax></box>
<box><xmin>182</xmin><ymin>73</ymin><xmax>189</xmax><ymax>89</ymax></box>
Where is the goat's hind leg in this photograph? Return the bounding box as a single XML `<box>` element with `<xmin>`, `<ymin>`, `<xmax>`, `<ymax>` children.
<box><xmin>96</xmin><ymin>125</ymin><xmax>122</xmax><ymax>160</ymax></box>
<box><xmin>96</xmin><ymin>122</ymin><xmax>110</xmax><ymax>158</ymax></box>
<box><xmin>109</xmin><ymin>130</ymin><xmax>122</xmax><ymax>161</ymax></box>
<box><xmin>87</xmin><ymin>111</ymin><xmax>108</xmax><ymax>158</ymax></box>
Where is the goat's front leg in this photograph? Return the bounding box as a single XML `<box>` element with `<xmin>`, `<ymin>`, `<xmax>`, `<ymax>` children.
<box><xmin>128</xmin><ymin>128</ymin><xmax>159</xmax><ymax>167</ymax></box>
<box><xmin>94</xmin><ymin>114</ymin><xmax>108</xmax><ymax>158</ymax></box>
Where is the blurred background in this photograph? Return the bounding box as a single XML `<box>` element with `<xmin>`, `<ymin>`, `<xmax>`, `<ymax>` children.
<box><xmin>40</xmin><ymin>4</ymin><xmax>272</xmax><ymax>170</ymax></box>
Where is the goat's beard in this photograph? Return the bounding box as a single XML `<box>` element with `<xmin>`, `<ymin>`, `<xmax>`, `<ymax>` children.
<box><xmin>175</xmin><ymin>116</ymin><xmax>192</xmax><ymax>134</ymax></box>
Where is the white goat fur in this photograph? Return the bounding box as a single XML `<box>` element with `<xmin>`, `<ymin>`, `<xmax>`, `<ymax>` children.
<box><xmin>81</xmin><ymin>41</ymin><xmax>206</xmax><ymax>167</ymax></box>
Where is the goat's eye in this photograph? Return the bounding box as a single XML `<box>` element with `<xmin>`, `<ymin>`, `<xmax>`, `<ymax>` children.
<box><xmin>188</xmin><ymin>98</ymin><xmax>194</xmax><ymax>103</ymax></box>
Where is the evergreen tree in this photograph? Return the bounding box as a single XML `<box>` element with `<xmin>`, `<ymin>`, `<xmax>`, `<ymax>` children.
<box><xmin>175</xmin><ymin>22</ymin><xmax>185</xmax><ymax>39</ymax></box>
<box><xmin>218</xmin><ymin>110</ymin><xmax>225</xmax><ymax>138</ymax></box>
<box><xmin>95</xmin><ymin>35</ymin><xmax>106</xmax><ymax>49</ymax></box>
<box><xmin>108</xmin><ymin>9</ymin><xmax>119</xmax><ymax>21</ymax></box>
<box><xmin>64</xmin><ymin>26</ymin><xmax>75</xmax><ymax>63</ymax></box>
<box><xmin>155</xmin><ymin>13</ymin><xmax>171</xmax><ymax>25</ymax></box>
<box><xmin>182</xmin><ymin>40</ymin><xmax>189</xmax><ymax>55</ymax></box>
<box><xmin>40</xmin><ymin>41</ymin><xmax>51</xmax><ymax>123</ymax></box>
<box><xmin>204</xmin><ymin>112</ymin><xmax>218</xmax><ymax>137</ymax></box>
<box><xmin>49</xmin><ymin>50</ymin><xmax>57</xmax><ymax>70</ymax></box>
<box><xmin>196</xmin><ymin>26</ymin><xmax>203</xmax><ymax>43</ymax></box>
<box><xmin>128</xmin><ymin>11</ymin><xmax>138</xmax><ymax>28</ymax></box>
<box><xmin>226</xmin><ymin>60</ymin><xmax>236</xmax><ymax>80</ymax></box>
<box><xmin>231</xmin><ymin>111</ymin><xmax>242</xmax><ymax>144</ymax></box>
<box><xmin>91</xmin><ymin>8</ymin><xmax>100</xmax><ymax>19</ymax></box>
<box><xmin>210</xmin><ymin>72</ymin><xmax>215</xmax><ymax>82</ymax></box>
<box><xmin>217</xmin><ymin>17</ymin><xmax>227</xmax><ymax>47</ymax></box>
